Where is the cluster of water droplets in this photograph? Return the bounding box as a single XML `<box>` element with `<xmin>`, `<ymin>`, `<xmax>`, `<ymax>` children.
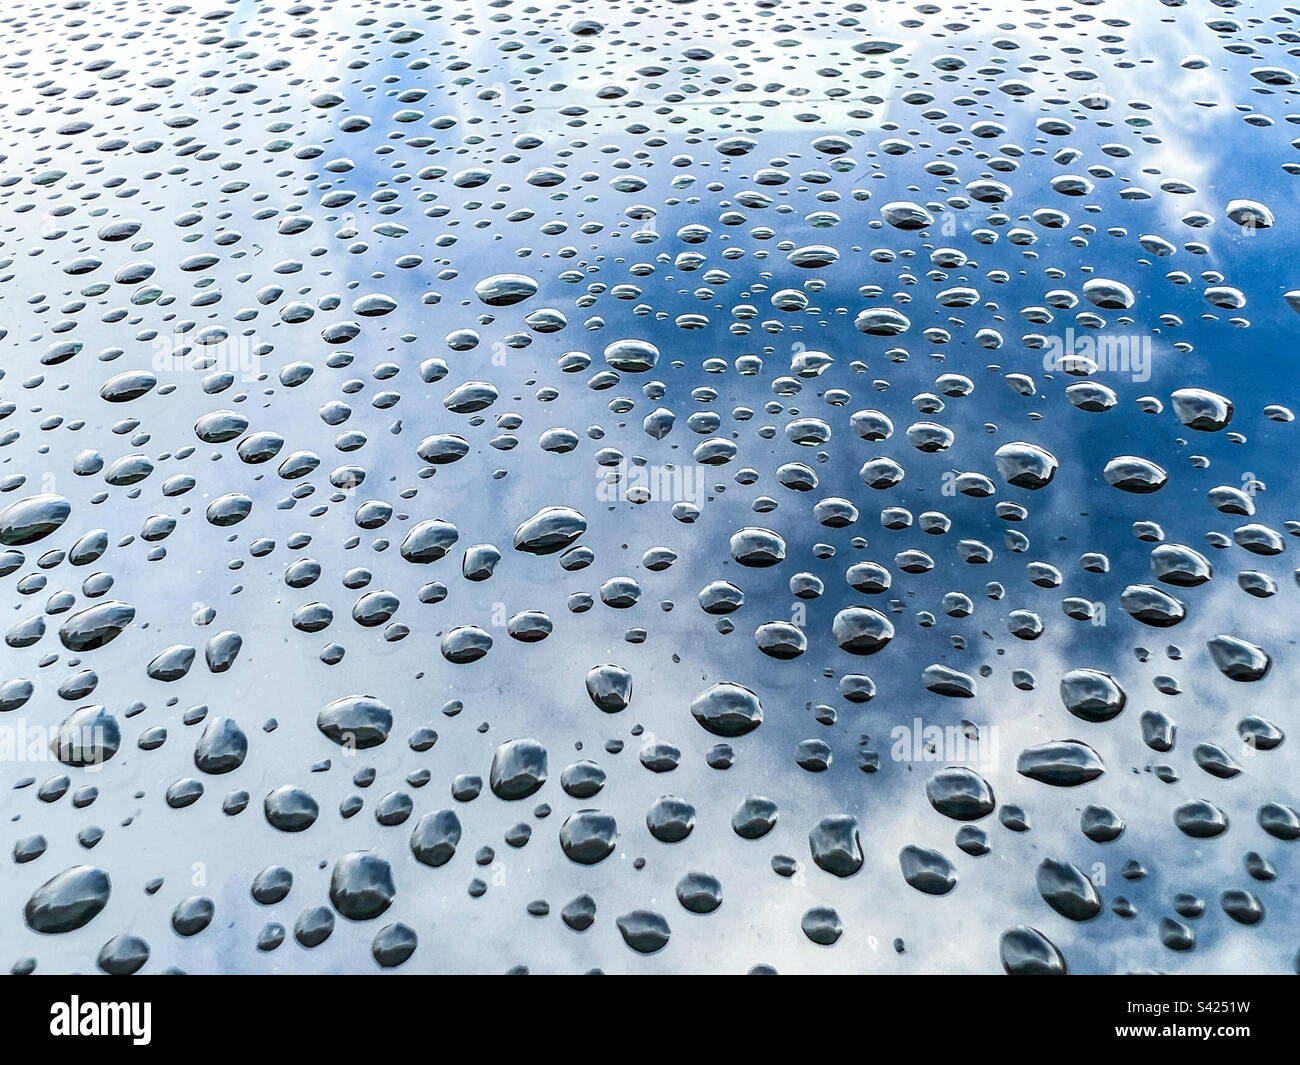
<box><xmin>1</xmin><ymin>0</ymin><xmax>1298</xmax><ymax>973</ymax></box>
